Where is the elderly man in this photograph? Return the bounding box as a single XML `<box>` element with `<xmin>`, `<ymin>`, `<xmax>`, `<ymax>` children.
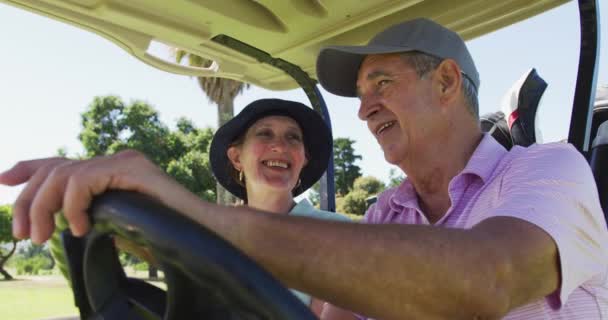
<box><xmin>316</xmin><ymin>18</ymin><xmax>608</xmax><ymax>319</ymax></box>
<box><xmin>1</xmin><ymin>18</ymin><xmax>607</xmax><ymax>320</ymax></box>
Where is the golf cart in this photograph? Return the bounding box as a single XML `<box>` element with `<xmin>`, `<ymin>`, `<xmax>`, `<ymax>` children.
<box><xmin>0</xmin><ymin>0</ymin><xmax>603</xmax><ymax>319</ymax></box>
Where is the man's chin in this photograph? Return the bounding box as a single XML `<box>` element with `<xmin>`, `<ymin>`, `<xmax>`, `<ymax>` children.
<box><xmin>382</xmin><ymin>151</ymin><xmax>402</xmax><ymax>166</ymax></box>
<box><xmin>381</xmin><ymin>142</ymin><xmax>408</xmax><ymax>164</ymax></box>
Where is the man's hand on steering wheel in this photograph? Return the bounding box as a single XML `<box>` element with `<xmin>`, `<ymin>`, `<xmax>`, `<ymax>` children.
<box><xmin>0</xmin><ymin>150</ymin><xmax>317</xmax><ymax>319</ymax></box>
<box><xmin>0</xmin><ymin>150</ymin><xmax>195</xmax><ymax>243</ymax></box>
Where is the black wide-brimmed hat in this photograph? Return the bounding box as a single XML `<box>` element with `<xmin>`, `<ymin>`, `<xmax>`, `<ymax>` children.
<box><xmin>210</xmin><ymin>98</ymin><xmax>332</xmax><ymax>200</ymax></box>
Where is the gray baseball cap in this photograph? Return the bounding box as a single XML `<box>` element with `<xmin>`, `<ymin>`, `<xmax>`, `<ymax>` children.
<box><xmin>316</xmin><ymin>18</ymin><xmax>480</xmax><ymax>97</ymax></box>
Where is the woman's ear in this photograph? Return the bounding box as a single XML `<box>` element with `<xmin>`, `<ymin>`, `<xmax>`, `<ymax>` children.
<box><xmin>227</xmin><ymin>146</ymin><xmax>242</xmax><ymax>171</ymax></box>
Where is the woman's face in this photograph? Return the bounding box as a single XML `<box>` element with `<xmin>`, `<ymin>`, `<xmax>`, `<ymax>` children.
<box><xmin>227</xmin><ymin>115</ymin><xmax>308</xmax><ymax>196</ymax></box>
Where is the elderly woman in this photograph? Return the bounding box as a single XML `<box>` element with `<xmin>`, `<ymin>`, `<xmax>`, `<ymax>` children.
<box><xmin>209</xmin><ymin>98</ymin><xmax>352</xmax><ymax>317</ymax></box>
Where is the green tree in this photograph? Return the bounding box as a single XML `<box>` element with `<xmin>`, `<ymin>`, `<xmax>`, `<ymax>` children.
<box><xmin>339</xmin><ymin>176</ymin><xmax>385</xmax><ymax>216</ymax></box>
<box><xmin>172</xmin><ymin>117</ymin><xmax>215</xmax><ymax>155</ymax></box>
<box><xmin>79</xmin><ymin>96</ymin><xmax>126</xmax><ymax>157</ymax></box>
<box><xmin>174</xmin><ymin>50</ymin><xmax>250</xmax><ymax>206</ymax></box>
<box><xmin>334</xmin><ymin>138</ymin><xmax>362</xmax><ymax>196</ymax></box>
<box><xmin>11</xmin><ymin>241</ymin><xmax>55</xmax><ymax>276</ymax></box>
<box><xmin>339</xmin><ymin>189</ymin><xmax>369</xmax><ymax>216</ymax></box>
<box><xmin>0</xmin><ymin>205</ymin><xmax>16</xmax><ymax>280</ymax></box>
<box><xmin>353</xmin><ymin>176</ymin><xmax>385</xmax><ymax>195</ymax></box>
<box><xmin>108</xmin><ymin>101</ymin><xmax>172</xmax><ymax>167</ymax></box>
<box><xmin>308</xmin><ymin>138</ymin><xmax>366</xmax><ymax>206</ymax></box>
<box><xmin>80</xmin><ymin>97</ymin><xmax>173</xmax><ymax>166</ymax></box>
<box><xmin>78</xmin><ymin>97</ymin><xmax>215</xmax><ymax>184</ymax></box>
<box><xmin>15</xmin><ymin>241</ymin><xmax>54</xmax><ymax>266</ymax></box>
<box><xmin>167</xmin><ymin>150</ymin><xmax>216</xmax><ymax>202</ymax></box>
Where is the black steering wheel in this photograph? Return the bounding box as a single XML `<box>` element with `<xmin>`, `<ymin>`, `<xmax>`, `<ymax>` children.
<box><xmin>60</xmin><ymin>191</ymin><xmax>317</xmax><ymax>320</ymax></box>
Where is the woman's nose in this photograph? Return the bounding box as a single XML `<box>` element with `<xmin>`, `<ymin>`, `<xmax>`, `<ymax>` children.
<box><xmin>270</xmin><ymin>138</ymin><xmax>287</xmax><ymax>151</ymax></box>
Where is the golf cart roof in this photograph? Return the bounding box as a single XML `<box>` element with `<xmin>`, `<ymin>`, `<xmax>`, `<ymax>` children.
<box><xmin>1</xmin><ymin>0</ymin><xmax>569</xmax><ymax>91</ymax></box>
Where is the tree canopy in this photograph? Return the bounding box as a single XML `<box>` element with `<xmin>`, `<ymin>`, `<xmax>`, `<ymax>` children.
<box><xmin>309</xmin><ymin>137</ymin><xmax>365</xmax><ymax>207</ymax></box>
<box><xmin>353</xmin><ymin>176</ymin><xmax>385</xmax><ymax>195</ymax></box>
<box><xmin>78</xmin><ymin>96</ymin><xmax>216</xmax><ymax>200</ymax></box>
<box><xmin>333</xmin><ymin>137</ymin><xmax>362</xmax><ymax>196</ymax></box>
<box><xmin>338</xmin><ymin>176</ymin><xmax>385</xmax><ymax>216</ymax></box>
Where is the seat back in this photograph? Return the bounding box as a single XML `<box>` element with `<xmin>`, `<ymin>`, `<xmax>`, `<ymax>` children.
<box><xmin>589</xmin><ymin>86</ymin><xmax>608</xmax><ymax>219</ymax></box>
<box><xmin>591</xmin><ymin>86</ymin><xmax>608</xmax><ymax>144</ymax></box>
<box><xmin>480</xmin><ymin>111</ymin><xmax>512</xmax><ymax>149</ymax></box>
<box><xmin>481</xmin><ymin>68</ymin><xmax>547</xmax><ymax>149</ymax></box>
<box><xmin>589</xmin><ymin>121</ymin><xmax>608</xmax><ymax>219</ymax></box>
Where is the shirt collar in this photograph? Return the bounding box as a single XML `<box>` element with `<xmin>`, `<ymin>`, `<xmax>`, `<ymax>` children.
<box><xmin>387</xmin><ymin>133</ymin><xmax>507</xmax><ymax>210</ymax></box>
<box><xmin>459</xmin><ymin>133</ymin><xmax>507</xmax><ymax>183</ymax></box>
<box><xmin>388</xmin><ymin>178</ymin><xmax>421</xmax><ymax>212</ymax></box>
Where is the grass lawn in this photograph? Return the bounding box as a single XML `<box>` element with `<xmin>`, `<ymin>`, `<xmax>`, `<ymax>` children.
<box><xmin>0</xmin><ymin>274</ymin><xmax>78</xmax><ymax>320</ymax></box>
<box><xmin>0</xmin><ymin>268</ymin><xmax>165</xmax><ymax>320</ymax></box>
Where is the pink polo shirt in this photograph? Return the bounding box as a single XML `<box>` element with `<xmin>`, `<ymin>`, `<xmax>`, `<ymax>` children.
<box><xmin>358</xmin><ymin>134</ymin><xmax>608</xmax><ymax>319</ymax></box>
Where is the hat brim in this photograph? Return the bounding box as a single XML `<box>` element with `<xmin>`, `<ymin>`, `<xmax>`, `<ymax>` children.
<box><xmin>316</xmin><ymin>44</ymin><xmax>415</xmax><ymax>97</ymax></box>
<box><xmin>210</xmin><ymin>99</ymin><xmax>332</xmax><ymax>200</ymax></box>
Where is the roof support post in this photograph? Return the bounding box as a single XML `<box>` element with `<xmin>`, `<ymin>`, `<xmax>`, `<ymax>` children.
<box><xmin>568</xmin><ymin>0</ymin><xmax>601</xmax><ymax>154</ymax></box>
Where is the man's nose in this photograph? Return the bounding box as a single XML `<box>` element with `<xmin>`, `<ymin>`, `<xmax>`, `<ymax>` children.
<box><xmin>358</xmin><ymin>94</ymin><xmax>380</xmax><ymax>120</ymax></box>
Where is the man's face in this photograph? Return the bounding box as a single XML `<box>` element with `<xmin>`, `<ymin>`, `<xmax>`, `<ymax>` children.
<box><xmin>355</xmin><ymin>53</ymin><xmax>438</xmax><ymax>166</ymax></box>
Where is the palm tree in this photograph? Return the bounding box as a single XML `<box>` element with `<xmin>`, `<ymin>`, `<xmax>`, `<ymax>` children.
<box><xmin>174</xmin><ymin>50</ymin><xmax>250</xmax><ymax>205</ymax></box>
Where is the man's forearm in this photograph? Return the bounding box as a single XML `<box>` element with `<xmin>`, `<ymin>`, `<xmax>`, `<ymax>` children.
<box><xmin>185</xmin><ymin>201</ymin><xmax>516</xmax><ymax>320</ymax></box>
<box><xmin>258</xmin><ymin>218</ymin><xmax>511</xmax><ymax>319</ymax></box>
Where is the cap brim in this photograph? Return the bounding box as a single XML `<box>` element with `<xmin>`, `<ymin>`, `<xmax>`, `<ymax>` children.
<box><xmin>316</xmin><ymin>45</ymin><xmax>414</xmax><ymax>97</ymax></box>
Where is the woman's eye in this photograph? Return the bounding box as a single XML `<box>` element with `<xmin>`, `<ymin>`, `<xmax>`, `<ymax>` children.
<box><xmin>288</xmin><ymin>134</ymin><xmax>303</xmax><ymax>142</ymax></box>
<box><xmin>256</xmin><ymin>130</ymin><xmax>272</xmax><ymax>138</ymax></box>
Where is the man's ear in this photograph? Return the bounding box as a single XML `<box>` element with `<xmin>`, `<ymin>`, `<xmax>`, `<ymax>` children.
<box><xmin>435</xmin><ymin>59</ymin><xmax>462</xmax><ymax>104</ymax></box>
<box><xmin>227</xmin><ymin>146</ymin><xmax>242</xmax><ymax>171</ymax></box>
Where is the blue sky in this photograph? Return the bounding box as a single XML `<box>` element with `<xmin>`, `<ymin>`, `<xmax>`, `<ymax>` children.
<box><xmin>1</xmin><ymin>1</ymin><xmax>607</xmax><ymax>204</ymax></box>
